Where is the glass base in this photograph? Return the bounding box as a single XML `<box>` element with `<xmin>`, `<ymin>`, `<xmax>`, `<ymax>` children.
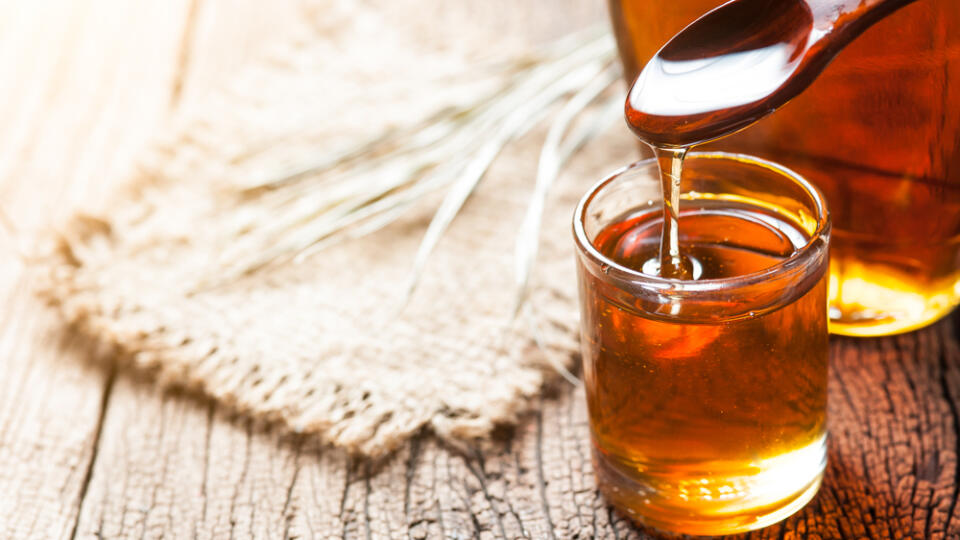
<box><xmin>828</xmin><ymin>261</ymin><xmax>960</xmax><ymax>337</ymax></box>
<box><xmin>593</xmin><ymin>436</ymin><xmax>826</xmax><ymax>536</ymax></box>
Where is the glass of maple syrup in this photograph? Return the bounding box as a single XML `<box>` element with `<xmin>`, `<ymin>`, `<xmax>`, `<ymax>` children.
<box><xmin>573</xmin><ymin>152</ymin><xmax>830</xmax><ymax>535</ymax></box>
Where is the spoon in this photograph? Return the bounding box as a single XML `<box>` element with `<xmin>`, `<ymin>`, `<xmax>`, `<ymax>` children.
<box><xmin>625</xmin><ymin>0</ymin><xmax>919</xmax><ymax>148</ymax></box>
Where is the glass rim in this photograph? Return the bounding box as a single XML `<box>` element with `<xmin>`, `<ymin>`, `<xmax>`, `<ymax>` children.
<box><xmin>572</xmin><ymin>151</ymin><xmax>830</xmax><ymax>293</ymax></box>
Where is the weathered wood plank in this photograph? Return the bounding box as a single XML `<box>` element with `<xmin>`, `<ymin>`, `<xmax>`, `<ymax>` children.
<box><xmin>286</xmin><ymin>316</ymin><xmax>960</xmax><ymax>540</ymax></box>
<box><xmin>78</xmin><ymin>315</ymin><xmax>957</xmax><ymax>539</ymax></box>
<box><xmin>70</xmin><ymin>377</ymin><xmax>304</xmax><ymax>539</ymax></box>
<box><xmin>0</xmin><ymin>0</ymin><xmax>313</xmax><ymax>537</ymax></box>
<box><xmin>0</xmin><ymin>274</ymin><xmax>108</xmax><ymax>539</ymax></box>
<box><xmin>0</xmin><ymin>1</ymin><xmax>197</xmax><ymax>538</ymax></box>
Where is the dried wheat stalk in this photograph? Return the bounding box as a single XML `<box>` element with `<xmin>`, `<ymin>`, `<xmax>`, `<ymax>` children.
<box><xmin>188</xmin><ymin>28</ymin><xmax>619</xmax><ymax>313</ymax></box>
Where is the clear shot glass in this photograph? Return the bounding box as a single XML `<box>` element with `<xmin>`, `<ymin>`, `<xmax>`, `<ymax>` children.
<box><xmin>573</xmin><ymin>152</ymin><xmax>831</xmax><ymax>536</ymax></box>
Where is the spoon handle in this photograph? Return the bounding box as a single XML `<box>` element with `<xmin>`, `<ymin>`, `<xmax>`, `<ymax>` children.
<box><xmin>811</xmin><ymin>0</ymin><xmax>919</xmax><ymax>47</ymax></box>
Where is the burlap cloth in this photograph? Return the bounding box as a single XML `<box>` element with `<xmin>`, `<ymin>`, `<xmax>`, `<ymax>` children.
<box><xmin>41</xmin><ymin>0</ymin><xmax>635</xmax><ymax>456</ymax></box>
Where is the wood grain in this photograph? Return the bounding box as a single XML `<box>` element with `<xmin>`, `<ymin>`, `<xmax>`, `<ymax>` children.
<box><xmin>66</xmin><ymin>316</ymin><xmax>960</xmax><ymax>539</ymax></box>
<box><xmin>0</xmin><ymin>1</ymin><xmax>306</xmax><ymax>538</ymax></box>
<box><xmin>0</xmin><ymin>0</ymin><xmax>959</xmax><ymax>539</ymax></box>
<box><xmin>0</xmin><ymin>2</ymin><xmax>195</xmax><ymax>537</ymax></box>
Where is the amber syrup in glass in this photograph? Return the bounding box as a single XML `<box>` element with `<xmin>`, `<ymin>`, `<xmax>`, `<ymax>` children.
<box><xmin>581</xmin><ymin>197</ymin><xmax>828</xmax><ymax>535</ymax></box>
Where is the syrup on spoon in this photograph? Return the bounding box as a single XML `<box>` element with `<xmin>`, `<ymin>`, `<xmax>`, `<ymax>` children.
<box><xmin>626</xmin><ymin>0</ymin><xmax>919</xmax><ymax>148</ymax></box>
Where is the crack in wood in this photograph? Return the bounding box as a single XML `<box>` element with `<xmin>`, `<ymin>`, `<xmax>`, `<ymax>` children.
<box><xmin>339</xmin><ymin>460</ymin><xmax>353</xmax><ymax>539</ymax></box>
<box><xmin>431</xmin><ymin>451</ymin><xmax>446</xmax><ymax>539</ymax></box>
<box><xmin>282</xmin><ymin>439</ymin><xmax>303</xmax><ymax>540</ymax></box>
<box><xmin>562</xmin><ymin>386</ymin><xmax>587</xmax><ymax>534</ymax></box>
<box><xmin>363</xmin><ymin>462</ymin><xmax>373</xmax><ymax>540</ymax></box>
<box><xmin>535</xmin><ymin>406</ymin><xmax>558</xmax><ymax>540</ymax></box>
<box><xmin>227</xmin><ymin>419</ymin><xmax>253</xmax><ymax>540</ymax></box>
<box><xmin>939</xmin><ymin>319</ymin><xmax>960</xmax><ymax>536</ymax></box>
<box><xmin>403</xmin><ymin>436</ymin><xmax>421</xmax><ymax>540</ymax></box>
<box><xmin>461</xmin><ymin>479</ymin><xmax>484</xmax><ymax>539</ymax></box>
<box><xmin>444</xmin><ymin>448</ymin><xmax>482</xmax><ymax>539</ymax></box>
<box><xmin>501</xmin><ymin>439</ymin><xmax>530</xmax><ymax>538</ymax></box>
<box><xmin>606</xmin><ymin>505</ymin><xmax>620</xmax><ymax>540</ymax></box>
<box><xmin>68</xmin><ymin>366</ymin><xmax>116</xmax><ymax>540</ymax></box>
<box><xmin>434</xmin><ymin>498</ymin><xmax>446</xmax><ymax>540</ymax></box>
<box><xmin>197</xmin><ymin>402</ymin><xmax>215</xmax><ymax>538</ymax></box>
<box><xmin>139</xmin><ymin>396</ymin><xmax>171</xmax><ymax>540</ymax></box>
<box><xmin>461</xmin><ymin>447</ymin><xmax>507</xmax><ymax>539</ymax></box>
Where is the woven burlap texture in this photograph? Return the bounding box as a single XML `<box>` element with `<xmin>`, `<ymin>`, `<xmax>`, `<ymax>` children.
<box><xmin>41</xmin><ymin>0</ymin><xmax>634</xmax><ymax>456</ymax></box>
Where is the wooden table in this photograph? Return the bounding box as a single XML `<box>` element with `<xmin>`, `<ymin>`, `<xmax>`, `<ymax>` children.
<box><xmin>1</xmin><ymin>1</ymin><xmax>958</xmax><ymax>538</ymax></box>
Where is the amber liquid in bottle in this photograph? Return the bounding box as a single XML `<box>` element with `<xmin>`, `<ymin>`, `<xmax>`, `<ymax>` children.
<box><xmin>609</xmin><ymin>0</ymin><xmax>960</xmax><ymax>336</ymax></box>
<box><xmin>581</xmin><ymin>199</ymin><xmax>828</xmax><ymax>535</ymax></box>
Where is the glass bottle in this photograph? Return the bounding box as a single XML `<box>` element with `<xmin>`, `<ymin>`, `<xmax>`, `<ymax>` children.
<box><xmin>608</xmin><ymin>0</ymin><xmax>960</xmax><ymax>336</ymax></box>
